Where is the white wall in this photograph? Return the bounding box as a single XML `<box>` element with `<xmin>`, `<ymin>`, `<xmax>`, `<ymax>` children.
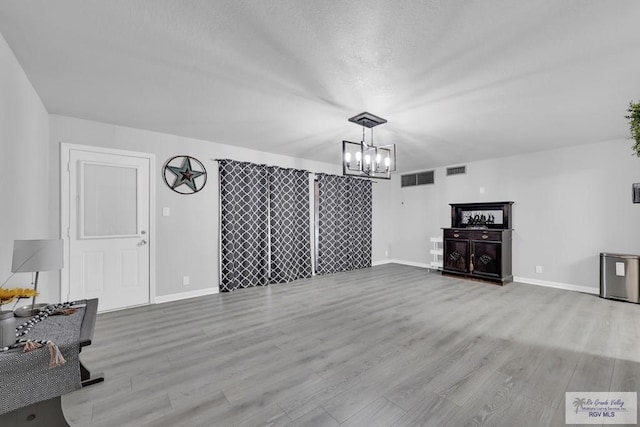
<box><xmin>0</xmin><ymin>33</ymin><xmax>55</xmax><ymax>302</ymax></box>
<box><xmin>49</xmin><ymin>115</ymin><xmax>392</xmax><ymax>301</ymax></box>
<box><xmin>372</xmin><ymin>178</ymin><xmax>393</xmax><ymax>262</ymax></box>
<box><xmin>390</xmin><ymin>140</ymin><xmax>640</xmax><ymax>290</ymax></box>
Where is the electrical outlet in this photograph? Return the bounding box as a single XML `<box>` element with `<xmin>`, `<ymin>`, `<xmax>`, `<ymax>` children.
<box><xmin>162</xmin><ymin>207</ymin><xmax>170</xmax><ymax>217</ymax></box>
<box><xmin>535</xmin><ymin>266</ymin><xmax>543</xmax><ymax>274</ymax></box>
<box><xmin>385</xmin><ymin>250</ymin><xmax>389</xmax><ymax>257</ymax></box>
<box><xmin>183</xmin><ymin>276</ymin><xmax>190</xmax><ymax>286</ymax></box>
<box><xmin>479</xmin><ymin>186</ymin><xmax>485</xmax><ymax>194</ymax></box>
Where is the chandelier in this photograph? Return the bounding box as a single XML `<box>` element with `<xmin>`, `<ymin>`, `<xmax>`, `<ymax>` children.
<box><xmin>343</xmin><ymin>112</ymin><xmax>396</xmax><ymax>180</ymax></box>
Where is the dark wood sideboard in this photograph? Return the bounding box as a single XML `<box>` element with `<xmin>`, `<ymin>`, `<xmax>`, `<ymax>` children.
<box><xmin>442</xmin><ymin>201</ymin><xmax>514</xmax><ymax>284</ymax></box>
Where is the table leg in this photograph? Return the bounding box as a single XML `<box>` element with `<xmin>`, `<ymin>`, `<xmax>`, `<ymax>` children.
<box><xmin>80</xmin><ymin>359</ymin><xmax>104</xmax><ymax>387</ymax></box>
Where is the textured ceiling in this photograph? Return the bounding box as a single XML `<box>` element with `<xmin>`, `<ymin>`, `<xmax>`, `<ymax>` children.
<box><xmin>1</xmin><ymin>0</ymin><xmax>639</xmax><ymax>172</ymax></box>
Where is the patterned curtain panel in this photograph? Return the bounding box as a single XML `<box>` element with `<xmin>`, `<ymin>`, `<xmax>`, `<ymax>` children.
<box><xmin>268</xmin><ymin>167</ymin><xmax>312</xmax><ymax>284</ymax></box>
<box><xmin>349</xmin><ymin>177</ymin><xmax>373</xmax><ymax>269</ymax></box>
<box><xmin>219</xmin><ymin>160</ymin><xmax>269</xmax><ymax>292</ymax></box>
<box><xmin>316</xmin><ymin>174</ymin><xmax>372</xmax><ymax>274</ymax></box>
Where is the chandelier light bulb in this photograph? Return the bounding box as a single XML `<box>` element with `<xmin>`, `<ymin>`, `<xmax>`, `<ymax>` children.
<box><xmin>345</xmin><ymin>152</ymin><xmax>351</xmax><ymax>167</ymax></box>
<box><xmin>364</xmin><ymin>154</ymin><xmax>371</xmax><ymax>165</ymax></box>
<box><xmin>375</xmin><ymin>153</ymin><xmax>381</xmax><ymax>165</ymax></box>
<box><xmin>385</xmin><ymin>156</ymin><xmax>391</xmax><ymax>170</ymax></box>
<box><xmin>355</xmin><ymin>151</ymin><xmax>362</xmax><ymax>164</ymax></box>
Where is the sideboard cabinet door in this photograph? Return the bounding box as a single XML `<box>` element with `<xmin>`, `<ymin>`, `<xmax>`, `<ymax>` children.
<box><xmin>444</xmin><ymin>239</ymin><xmax>469</xmax><ymax>273</ymax></box>
<box><xmin>471</xmin><ymin>240</ymin><xmax>502</xmax><ymax>278</ymax></box>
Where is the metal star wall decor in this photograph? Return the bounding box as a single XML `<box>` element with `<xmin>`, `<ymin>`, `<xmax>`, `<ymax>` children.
<box><xmin>163</xmin><ymin>155</ymin><xmax>207</xmax><ymax>194</ymax></box>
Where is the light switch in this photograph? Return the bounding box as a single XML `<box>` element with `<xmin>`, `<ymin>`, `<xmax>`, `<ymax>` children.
<box><xmin>162</xmin><ymin>207</ymin><xmax>170</xmax><ymax>217</ymax></box>
<box><xmin>479</xmin><ymin>187</ymin><xmax>485</xmax><ymax>194</ymax></box>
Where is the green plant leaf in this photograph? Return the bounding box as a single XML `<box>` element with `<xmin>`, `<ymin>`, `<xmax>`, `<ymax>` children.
<box><xmin>627</xmin><ymin>101</ymin><xmax>640</xmax><ymax>156</ymax></box>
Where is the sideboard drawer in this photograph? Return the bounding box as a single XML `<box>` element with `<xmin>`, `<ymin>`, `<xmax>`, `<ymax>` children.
<box><xmin>469</xmin><ymin>230</ymin><xmax>502</xmax><ymax>241</ymax></box>
<box><xmin>444</xmin><ymin>229</ymin><xmax>469</xmax><ymax>239</ymax></box>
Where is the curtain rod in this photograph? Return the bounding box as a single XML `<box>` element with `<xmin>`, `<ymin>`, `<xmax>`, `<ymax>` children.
<box><xmin>212</xmin><ymin>159</ymin><xmax>377</xmax><ymax>182</ymax></box>
<box><xmin>315</xmin><ymin>172</ymin><xmax>378</xmax><ymax>183</ymax></box>
<box><xmin>211</xmin><ymin>158</ymin><xmax>313</xmax><ymax>174</ymax></box>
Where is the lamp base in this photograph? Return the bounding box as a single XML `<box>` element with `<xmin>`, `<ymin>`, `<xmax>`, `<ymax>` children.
<box><xmin>14</xmin><ymin>303</ymin><xmax>48</xmax><ymax>318</ymax></box>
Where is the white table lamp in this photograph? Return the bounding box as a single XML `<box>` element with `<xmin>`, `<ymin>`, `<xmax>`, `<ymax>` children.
<box><xmin>11</xmin><ymin>239</ymin><xmax>63</xmax><ymax>316</ymax></box>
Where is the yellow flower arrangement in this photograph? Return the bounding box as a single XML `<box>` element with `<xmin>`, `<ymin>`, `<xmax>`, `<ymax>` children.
<box><xmin>0</xmin><ymin>287</ymin><xmax>39</xmax><ymax>309</ymax></box>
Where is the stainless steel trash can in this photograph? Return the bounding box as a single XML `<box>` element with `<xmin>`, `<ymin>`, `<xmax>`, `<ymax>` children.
<box><xmin>600</xmin><ymin>253</ymin><xmax>640</xmax><ymax>303</ymax></box>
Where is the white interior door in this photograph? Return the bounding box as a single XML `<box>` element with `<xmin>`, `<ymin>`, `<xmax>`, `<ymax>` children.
<box><xmin>67</xmin><ymin>149</ymin><xmax>151</xmax><ymax>311</ymax></box>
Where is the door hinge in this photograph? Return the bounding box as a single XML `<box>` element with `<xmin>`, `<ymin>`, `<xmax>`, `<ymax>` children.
<box><xmin>67</xmin><ymin>162</ymin><xmax>70</xmax><ymax>172</ymax></box>
<box><xmin>67</xmin><ymin>227</ymin><xmax>71</xmax><ymax>238</ymax></box>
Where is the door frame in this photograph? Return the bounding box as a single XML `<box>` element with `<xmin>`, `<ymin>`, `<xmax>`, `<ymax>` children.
<box><xmin>60</xmin><ymin>142</ymin><xmax>156</xmax><ymax>307</ymax></box>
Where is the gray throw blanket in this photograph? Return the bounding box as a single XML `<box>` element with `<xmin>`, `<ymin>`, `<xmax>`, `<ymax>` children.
<box><xmin>0</xmin><ymin>307</ymin><xmax>84</xmax><ymax>415</ymax></box>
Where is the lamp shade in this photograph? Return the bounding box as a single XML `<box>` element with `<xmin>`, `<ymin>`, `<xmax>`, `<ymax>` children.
<box><xmin>11</xmin><ymin>239</ymin><xmax>63</xmax><ymax>273</ymax></box>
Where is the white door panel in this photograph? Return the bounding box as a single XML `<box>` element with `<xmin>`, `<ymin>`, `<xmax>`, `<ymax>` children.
<box><xmin>68</xmin><ymin>149</ymin><xmax>150</xmax><ymax>311</ymax></box>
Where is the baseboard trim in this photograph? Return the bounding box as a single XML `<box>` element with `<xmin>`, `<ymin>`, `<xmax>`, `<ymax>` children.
<box><xmin>372</xmin><ymin>259</ymin><xmax>432</xmax><ymax>269</ymax></box>
<box><xmin>373</xmin><ymin>260</ymin><xmax>599</xmax><ymax>295</ymax></box>
<box><xmin>513</xmin><ymin>276</ymin><xmax>599</xmax><ymax>295</ymax></box>
<box><xmin>154</xmin><ymin>287</ymin><xmax>219</xmax><ymax>304</ymax></box>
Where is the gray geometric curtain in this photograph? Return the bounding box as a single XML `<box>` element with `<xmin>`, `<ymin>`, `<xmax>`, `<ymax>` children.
<box><xmin>316</xmin><ymin>174</ymin><xmax>372</xmax><ymax>275</ymax></box>
<box><xmin>219</xmin><ymin>160</ymin><xmax>311</xmax><ymax>292</ymax></box>
<box><xmin>219</xmin><ymin>160</ymin><xmax>269</xmax><ymax>292</ymax></box>
<box><xmin>269</xmin><ymin>167</ymin><xmax>312</xmax><ymax>284</ymax></box>
<box><xmin>349</xmin><ymin>177</ymin><xmax>373</xmax><ymax>269</ymax></box>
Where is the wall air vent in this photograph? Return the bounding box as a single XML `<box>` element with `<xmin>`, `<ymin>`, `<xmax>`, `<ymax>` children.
<box><xmin>446</xmin><ymin>165</ymin><xmax>466</xmax><ymax>176</ymax></box>
<box><xmin>401</xmin><ymin>174</ymin><xmax>416</xmax><ymax>187</ymax></box>
<box><xmin>401</xmin><ymin>170</ymin><xmax>434</xmax><ymax>187</ymax></box>
<box><xmin>416</xmin><ymin>171</ymin><xmax>435</xmax><ymax>185</ymax></box>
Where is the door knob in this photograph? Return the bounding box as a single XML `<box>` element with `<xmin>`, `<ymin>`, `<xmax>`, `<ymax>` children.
<box><xmin>139</xmin><ymin>239</ymin><xmax>148</xmax><ymax>246</ymax></box>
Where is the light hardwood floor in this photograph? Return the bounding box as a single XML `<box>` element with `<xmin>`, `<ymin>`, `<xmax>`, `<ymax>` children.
<box><xmin>63</xmin><ymin>264</ymin><xmax>640</xmax><ymax>426</ymax></box>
